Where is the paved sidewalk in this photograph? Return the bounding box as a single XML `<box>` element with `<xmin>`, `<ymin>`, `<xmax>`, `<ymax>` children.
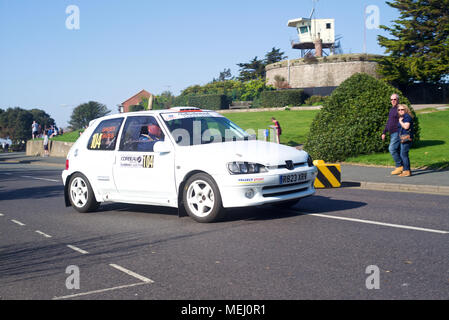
<box><xmin>341</xmin><ymin>164</ymin><xmax>449</xmax><ymax>196</ymax></box>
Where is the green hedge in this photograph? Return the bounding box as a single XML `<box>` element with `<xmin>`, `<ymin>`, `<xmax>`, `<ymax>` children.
<box><xmin>174</xmin><ymin>94</ymin><xmax>230</xmax><ymax>110</ymax></box>
<box><xmin>259</xmin><ymin>89</ymin><xmax>307</xmax><ymax>108</ymax></box>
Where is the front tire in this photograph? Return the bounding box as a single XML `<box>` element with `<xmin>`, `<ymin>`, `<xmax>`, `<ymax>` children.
<box><xmin>68</xmin><ymin>173</ymin><xmax>99</xmax><ymax>213</ymax></box>
<box><xmin>183</xmin><ymin>173</ymin><xmax>223</xmax><ymax>223</ymax></box>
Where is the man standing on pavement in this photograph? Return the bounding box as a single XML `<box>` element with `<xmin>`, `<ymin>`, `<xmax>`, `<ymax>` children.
<box><xmin>32</xmin><ymin>121</ymin><xmax>39</xmax><ymax>139</ymax></box>
<box><xmin>382</xmin><ymin>94</ymin><xmax>402</xmax><ymax>175</ymax></box>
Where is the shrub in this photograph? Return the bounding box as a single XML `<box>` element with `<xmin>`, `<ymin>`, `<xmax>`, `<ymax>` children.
<box><xmin>174</xmin><ymin>94</ymin><xmax>230</xmax><ymax>110</ymax></box>
<box><xmin>304</xmin><ymin>73</ymin><xmax>420</xmax><ymax>162</ymax></box>
<box><xmin>273</xmin><ymin>75</ymin><xmax>290</xmax><ymax>89</ymax></box>
<box><xmin>179</xmin><ymin>79</ymin><xmax>274</xmax><ymax>103</ymax></box>
<box><xmin>304</xmin><ymin>95</ymin><xmax>328</xmax><ymax>106</ymax></box>
<box><xmin>128</xmin><ymin>104</ymin><xmax>145</xmax><ymax>112</ymax></box>
<box><xmin>259</xmin><ymin>89</ymin><xmax>307</xmax><ymax>108</ymax></box>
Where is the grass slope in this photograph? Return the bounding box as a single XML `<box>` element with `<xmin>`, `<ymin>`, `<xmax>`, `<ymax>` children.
<box><xmin>226</xmin><ymin>110</ymin><xmax>318</xmax><ymax>147</ymax></box>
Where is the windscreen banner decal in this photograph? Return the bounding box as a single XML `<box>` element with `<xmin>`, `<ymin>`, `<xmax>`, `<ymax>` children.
<box><xmin>119</xmin><ymin>154</ymin><xmax>154</xmax><ymax>169</ymax></box>
<box><xmin>161</xmin><ymin>112</ymin><xmax>224</xmax><ymax>121</ymax></box>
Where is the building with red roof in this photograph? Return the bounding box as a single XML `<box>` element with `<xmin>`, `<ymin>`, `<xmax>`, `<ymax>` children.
<box><xmin>120</xmin><ymin>89</ymin><xmax>153</xmax><ymax>113</ymax></box>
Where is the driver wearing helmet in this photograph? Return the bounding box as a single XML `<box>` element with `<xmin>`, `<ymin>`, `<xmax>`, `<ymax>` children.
<box><xmin>139</xmin><ymin>123</ymin><xmax>162</xmax><ymax>142</ymax></box>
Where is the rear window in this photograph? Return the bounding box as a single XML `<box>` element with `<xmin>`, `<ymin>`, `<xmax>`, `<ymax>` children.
<box><xmin>87</xmin><ymin>118</ymin><xmax>124</xmax><ymax>151</ymax></box>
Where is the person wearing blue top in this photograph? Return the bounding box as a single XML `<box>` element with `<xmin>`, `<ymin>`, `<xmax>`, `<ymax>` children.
<box><xmin>397</xmin><ymin>104</ymin><xmax>414</xmax><ymax>177</ymax></box>
<box><xmin>137</xmin><ymin>124</ymin><xmax>163</xmax><ymax>152</ymax></box>
<box><xmin>382</xmin><ymin>94</ymin><xmax>402</xmax><ymax>175</ymax></box>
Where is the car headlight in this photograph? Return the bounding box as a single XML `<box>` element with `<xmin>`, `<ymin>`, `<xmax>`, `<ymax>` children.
<box><xmin>307</xmin><ymin>155</ymin><xmax>314</xmax><ymax>167</ymax></box>
<box><xmin>227</xmin><ymin>162</ymin><xmax>268</xmax><ymax>175</ymax></box>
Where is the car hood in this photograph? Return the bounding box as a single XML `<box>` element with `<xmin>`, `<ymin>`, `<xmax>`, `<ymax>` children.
<box><xmin>178</xmin><ymin>140</ymin><xmax>308</xmax><ymax>166</ymax></box>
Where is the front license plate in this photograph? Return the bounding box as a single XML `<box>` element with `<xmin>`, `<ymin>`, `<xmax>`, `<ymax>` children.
<box><xmin>280</xmin><ymin>172</ymin><xmax>307</xmax><ymax>185</ymax></box>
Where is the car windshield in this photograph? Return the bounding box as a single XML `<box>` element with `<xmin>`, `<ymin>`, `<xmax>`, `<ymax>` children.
<box><xmin>161</xmin><ymin>112</ymin><xmax>250</xmax><ymax>146</ymax></box>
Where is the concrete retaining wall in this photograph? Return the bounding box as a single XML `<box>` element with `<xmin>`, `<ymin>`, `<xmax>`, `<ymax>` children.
<box><xmin>266</xmin><ymin>54</ymin><xmax>381</xmax><ymax>89</ymax></box>
<box><xmin>26</xmin><ymin>140</ymin><xmax>74</xmax><ymax>158</ymax></box>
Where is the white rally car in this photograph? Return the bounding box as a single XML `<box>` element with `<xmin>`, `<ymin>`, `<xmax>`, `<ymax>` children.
<box><xmin>62</xmin><ymin>107</ymin><xmax>317</xmax><ymax>223</ymax></box>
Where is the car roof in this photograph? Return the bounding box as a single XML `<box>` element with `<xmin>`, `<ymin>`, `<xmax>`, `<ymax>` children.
<box><xmin>89</xmin><ymin>107</ymin><xmax>216</xmax><ymax>126</ymax></box>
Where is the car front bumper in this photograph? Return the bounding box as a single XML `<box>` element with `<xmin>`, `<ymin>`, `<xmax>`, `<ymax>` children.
<box><xmin>215</xmin><ymin>167</ymin><xmax>318</xmax><ymax>208</ymax></box>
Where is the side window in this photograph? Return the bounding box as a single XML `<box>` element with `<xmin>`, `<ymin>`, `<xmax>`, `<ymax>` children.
<box><xmin>119</xmin><ymin>116</ymin><xmax>165</xmax><ymax>152</ymax></box>
<box><xmin>87</xmin><ymin>118</ymin><xmax>124</xmax><ymax>151</ymax></box>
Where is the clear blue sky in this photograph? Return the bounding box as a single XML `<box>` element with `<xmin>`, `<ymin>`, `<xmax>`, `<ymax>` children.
<box><xmin>0</xmin><ymin>0</ymin><xmax>399</xmax><ymax>128</ymax></box>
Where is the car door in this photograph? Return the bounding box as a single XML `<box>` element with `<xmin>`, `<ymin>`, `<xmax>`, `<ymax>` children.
<box><xmin>85</xmin><ymin>117</ymin><xmax>124</xmax><ymax>199</ymax></box>
<box><xmin>112</xmin><ymin>115</ymin><xmax>177</xmax><ymax>206</ymax></box>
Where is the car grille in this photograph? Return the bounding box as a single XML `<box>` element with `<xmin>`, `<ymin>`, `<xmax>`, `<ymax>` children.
<box><xmin>262</xmin><ymin>182</ymin><xmax>310</xmax><ymax>198</ymax></box>
<box><xmin>268</xmin><ymin>162</ymin><xmax>306</xmax><ymax>170</ymax></box>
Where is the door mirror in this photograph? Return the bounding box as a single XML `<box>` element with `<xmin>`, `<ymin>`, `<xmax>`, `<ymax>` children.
<box><xmin>153</xmin><ymin>141</ymin><xmax>172</xmax><ymax>154</ymax></box>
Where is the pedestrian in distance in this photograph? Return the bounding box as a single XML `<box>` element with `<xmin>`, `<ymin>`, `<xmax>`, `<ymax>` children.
<box><xmin>43</xmin><ymin>130</ymin><xmax>50</xmax><ymax>157</ymax></box>
<box><xmin>270</xmin><ymin>117</ymin><xmax>282</xmax><ymax>144</ymax></box>
<box><xmin>47</xmin><ymin>126</ymin><xmax>54</xmax><ymax>138</ymax></box>
<box><xmin>4</xmin><ymin>137</ymin><xmax>10</xmax><ymax>152</ymax></box>
<box><xmin>382</xmin><ymin>94</ymin><xmax>402</xmax><ymax>175</ymax></box>
<box><xmin>397</xmin><ymin>104</ymin><xmax>414</xmax><ymax>177</ymax></box>
<box><xmin>32</xmin><ymin>121</ymin><xmax>39</xmax><ymax>139</ymax></box>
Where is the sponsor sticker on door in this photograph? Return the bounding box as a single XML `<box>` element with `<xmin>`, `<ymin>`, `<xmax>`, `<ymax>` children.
<box><xmin>120</xmin><ymin>155</ymin><xmax>154</xmax><ymax>169</ymax></box>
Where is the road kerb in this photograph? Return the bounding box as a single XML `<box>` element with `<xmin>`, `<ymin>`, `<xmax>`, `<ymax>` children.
<box><xmin>344</xmin><ymin>181</ymin><xmax>449</xmax><ymax>196</ymax></box>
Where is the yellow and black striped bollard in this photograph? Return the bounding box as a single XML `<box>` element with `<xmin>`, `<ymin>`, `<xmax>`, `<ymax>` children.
<box><xmin>313</xmin><ymin>160</ymin><xmax>341</xmax><ymax>189</ymax></box>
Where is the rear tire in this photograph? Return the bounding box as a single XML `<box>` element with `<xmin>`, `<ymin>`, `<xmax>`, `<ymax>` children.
<box><xmin>183</xmin><ymin>173</ymin><xmax>223</xmax><ymax>223</ymax></box>
<box><xmin>68</xmin><ymin>173</ymin><xmax>99</xmax><ymax>213</ymax></box>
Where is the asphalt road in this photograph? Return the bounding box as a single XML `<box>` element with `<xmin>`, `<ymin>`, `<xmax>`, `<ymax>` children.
<box><xmin>0</xmin><ymin>162</ymin><xmax>448</xmax><ymax>301</ymax></box>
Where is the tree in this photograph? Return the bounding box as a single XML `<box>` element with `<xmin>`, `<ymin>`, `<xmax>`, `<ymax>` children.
<box><xmin>237</xmin><ymin>56</ymin><xmax>266</xmax><ymax>81</ymax></box>
<box><xmin>213</xmin><ymin>68</ymin><xmax>233</xmax><ymax>82</ymax></box>
<box><xmin>377</xmin><ymin>0</ymin><xmax>449</xmax><ymax>88</ymax></box>
<box><xmin>69</xmin><ymin>101</ymin><xmax>110</xmax><ymax>130</ymax></box>
<box><xmin>237</xmin><ymin>47</ymin><xmax>287</xmax><ymax>81</ymax></box>
<box><xmin>264</xmin><ymin>47</ymin><xmax>287</xmax><ymax>65</ymax></box>
<box><xmin>29</xmin><ymin>109</ymin><xmax>55</xmax><ymax>129</ymax></box>
<box><xmin>153</xmin><ymin>91</ymin><xmax>175</xmax><ymax>109</ymax></box>
<box><xmin>0</xmin><ymin>107</ymin><xmax>33</xmax><ymax>141</ymax></box>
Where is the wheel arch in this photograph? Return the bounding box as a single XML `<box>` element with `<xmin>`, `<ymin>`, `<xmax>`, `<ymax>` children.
<box><xmin>64</xmin><ymin>171</ymin><xmax>100</xmax><ymax>207</ymax></box>
<box><xmin>177</xmin><ymin>170</ymin><xmax>219</xmax><ymax>217</ymax></box>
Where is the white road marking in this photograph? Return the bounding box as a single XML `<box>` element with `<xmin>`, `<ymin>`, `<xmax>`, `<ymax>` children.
<box><xmin>35</xmin><ymin>230</ymin><xmax>52</xmax><ymax>238</ymax></box>
<box><xmin>0</xmin><ymin>213</ymin><xmax>4</xmax><ymax>217</ymax></box>
<box><xmin>67</xmin><ymin>245</ymin><xmax>89</xmax><ymax>255</ymax></box>
<box><xmin>11</xmin><ymin>219</ymin><xmax>25</xmax><ymax>226</ymax></box>
<box><xmin>109</xmin><ymin>264</ymin><xmax>154</xmax><ymax>283</ymax></box>
<box><xmin>21</xmin><ymin>175</ymin><xmax>59</xmax><ymax>182</ymax></box>
<box><xmin>304</xmin><ymin>213</ymin><xmax>449</xmax><ymax>235</ymax></box>
<box><xmin>52</xmin><ymin>282</ymin><xmax>149</xmax><ymax>300</ymax></box>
